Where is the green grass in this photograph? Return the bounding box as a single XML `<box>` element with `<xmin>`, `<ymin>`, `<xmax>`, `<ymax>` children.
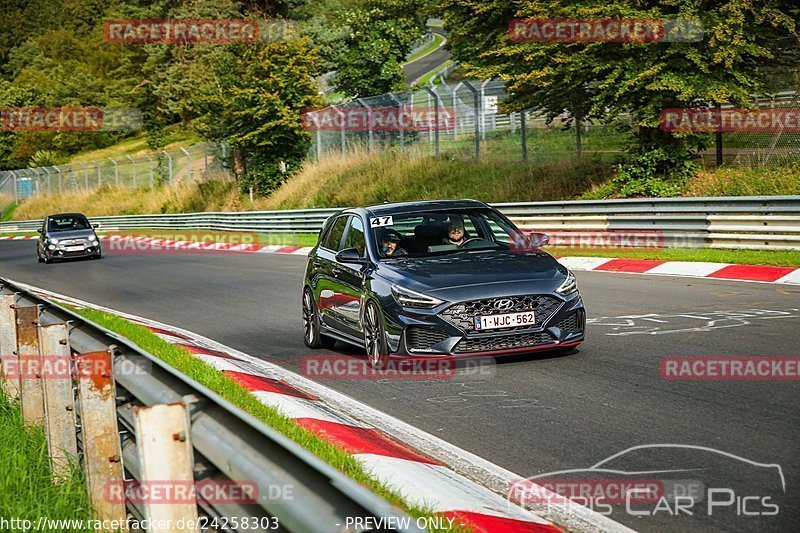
<box><xmin>70</xmin><ymin>307</ymin><xmax>470</xmax><ymax>533</ymax></box>
<box><xmin>0</xmin><ymin>388</ymin><xmax>94</xmax><ymax>529</ymax></box>
<box><xmin>415</xmin><ymin>59</ymin><xmax>454</xmax><ymax>86</ymax></box>
<box><xmin>405</xmin><ymin>33</ymin><xmax>445</xmax><ymax>64</ymax></box>
<box><xmin>549</xmin><ymin>246</ymin><xmax>800</xmax><ymax>267</ymax></box>
<box><xmin>69</xmin><ymin>128</ymin><xmax>201</xmax><ymax>163</ymax></box>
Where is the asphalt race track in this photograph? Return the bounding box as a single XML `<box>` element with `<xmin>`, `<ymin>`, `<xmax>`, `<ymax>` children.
<box><xmin>2</xmin><ymin>240</ymin><xmax>798</xmax><ymax>532</ymax></box>
<box><xmin>403</xmin><ymin>27</ymin><xmax>450</xmax><ymax>84</ymax></box>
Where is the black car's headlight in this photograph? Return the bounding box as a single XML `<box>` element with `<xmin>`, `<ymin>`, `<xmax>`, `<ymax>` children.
<box><xmin>391</xmin><ymin>284</ymin><xmax>444</xmax><ymax>309</ymax></box>
<box><xmin>556</xmin><ymin>271</ymin><xmax>578</xmax><ymax>296</ymax></box>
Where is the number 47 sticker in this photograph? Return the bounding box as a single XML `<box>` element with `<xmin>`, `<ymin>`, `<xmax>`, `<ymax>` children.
<box><xmin>370</xmin><ymin>216</ymin><xmax>393</xmax><ymax>228</ymax></box>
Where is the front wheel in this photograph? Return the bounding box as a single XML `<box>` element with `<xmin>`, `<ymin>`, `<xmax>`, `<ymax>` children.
<box><xmin>302</xmin><ymin>288</ymin><xmax>335</xmax><ymax>349</ymax></box>
<box><xmin>363</xmin><ymin>301</ymin><xmax>390</xmax><ymax>368</ymax></box>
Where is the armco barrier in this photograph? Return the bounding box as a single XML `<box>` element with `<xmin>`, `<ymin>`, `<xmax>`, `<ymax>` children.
<box><xmin>0</xmin><ymin>278</ymin><xmax>421</xmax><ymax>532</ymax></box>
<box><xmin>1</xmin><ymin>196</ymin><xmax>799</xmax><ymax>250</ymax></box>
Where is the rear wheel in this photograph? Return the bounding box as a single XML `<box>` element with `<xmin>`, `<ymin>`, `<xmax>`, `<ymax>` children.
<box><xmin>363</xmin><ymin>301</ymin><xmax>390</xmax><ymax>368</ymax></box>
<box><xmin>302</xmin><ymin>288</ymin><xmax>335</xmax><ymax>349</ymax></box>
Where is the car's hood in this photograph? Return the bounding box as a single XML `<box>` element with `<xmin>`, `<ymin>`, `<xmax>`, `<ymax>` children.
<box><xmin>374</xmin><ymin>250</ymin><xmax>568</xmax><ymax>300</ymax></box>
<box><xmin>48</xmin><ymin>229</ymin><xmax>96</xmax><ymax>240</ymax></box>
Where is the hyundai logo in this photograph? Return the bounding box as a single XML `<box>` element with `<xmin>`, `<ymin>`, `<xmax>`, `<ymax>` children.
<box><xmin>493</xmin><ymin>298</ymin><xmax>514</xmax><ymax>311</ymax></box>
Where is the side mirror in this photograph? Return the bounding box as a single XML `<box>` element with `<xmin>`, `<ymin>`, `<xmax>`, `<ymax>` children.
<box><xmin>336</xmin><ymin>247</ymin><xmax>368</xmax><ymax>265</ymax></box>
<box><xmin>92</xmin><ymin>224</ymin><xmax>99</xmax><ymax>229</ymax></box>
<box><xmin>528</xmin><ymin>232</ymin><xmax>549</xmax><ymax>247</ymax></box>
<box><xmin>36</xmin><ymin>228</ymin><xmax>43</xmax><ymax>234</ymax></box>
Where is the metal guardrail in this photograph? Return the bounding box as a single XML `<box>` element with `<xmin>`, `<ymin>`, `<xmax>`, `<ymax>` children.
<box><xmin>1</xmin><ymin>196</ymin><xmax>799</xmax><ymax>250</ymax></box>
<box><xmin>0</xmin><ymin>278</ymin><xmax>420</xmax><ymax>532</ymax></box>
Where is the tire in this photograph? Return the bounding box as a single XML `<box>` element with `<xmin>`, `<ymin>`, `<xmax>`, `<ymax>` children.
<box><xmin>37</xmin><ymin>253</ymin><xmax>44</xmax><ymax>263</ymax></box>
<box><xmin>302</xmin><ymin>288</ymin><xmax>335</xmax><ymax>349</ymax></box>
<box><xmin>363</xmin><ymin>301</ymin><xmax>390</xmax><ymax>368</ymax></box>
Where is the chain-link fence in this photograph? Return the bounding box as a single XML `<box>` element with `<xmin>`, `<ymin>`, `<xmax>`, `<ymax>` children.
<box><xmin>0</xmin><ymin>142</ymin><xmax>230</xmax><ymax>203</ymax></box>
<box><xmin>304</xmin><ymin>80</ymin><xmax>800</xmax><ymax>167</ymax></box>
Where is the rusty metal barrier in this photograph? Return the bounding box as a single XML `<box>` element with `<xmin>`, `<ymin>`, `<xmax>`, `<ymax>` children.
<box><xmin>0</xmin><ymin>277</ymin><xmax>421</xmax><ymax>532</ymax></box>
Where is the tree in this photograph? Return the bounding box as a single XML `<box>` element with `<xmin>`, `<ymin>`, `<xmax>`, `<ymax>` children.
<box><xmin>192</xmin><ymin>35</ymin><xmax>323</xmax><ymax>195</ymax></box>
<box><xmin>332</xmin><ymin>0</ymin><xmax>428</xmax><ymax>97</ymax></box>
<box><xmin>440</xmin><ymin>0</ymin><xmax>800</xmax><ymax>195</ymax></box>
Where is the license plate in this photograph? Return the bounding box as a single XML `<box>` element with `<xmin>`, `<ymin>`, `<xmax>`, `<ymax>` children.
<box><xmin>65</xmin><ymin>245</ymin><xmax>85</xmax><ymax>252</ymax></box>
<box><xmin>474</xmin><ymin>311</ymin><xmax>536</xmax><ymax>330</ymax></box>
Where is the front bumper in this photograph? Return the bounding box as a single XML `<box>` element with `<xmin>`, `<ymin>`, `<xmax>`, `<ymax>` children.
<box><xmin>49</xmin><ymin>245</ymin><xmax>101</xmax><ymax>259</ymax></box>
<box><xmin>383</xmin><ymin>292</ymin><xmax>586</xmax><ymax>358</ymax></box>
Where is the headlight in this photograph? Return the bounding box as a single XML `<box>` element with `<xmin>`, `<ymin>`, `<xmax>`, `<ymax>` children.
<box><xmin>48</xmin><ymin>244</ymin><xmax>55</xmax><ymax>250</ymax></box>
<box><xmin>556</xmin><ymin>271</ymin><xmax>578</xmax><ymax>295</ymax></box>
<box><xmin>391</xmin><ymin>285</ymin><xmax>444</xmax><ymax>309</ymax></box>
<box><xmin>50</xmin><ymin>238</ymin><xmax>59</xmax><ymax>244</ymax></box>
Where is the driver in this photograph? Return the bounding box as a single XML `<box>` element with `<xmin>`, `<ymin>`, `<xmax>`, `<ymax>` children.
<box><xmin>378</xmin><ymin>228</ymin><xmax>407</xmax><ymax>257</ymax></box>
<box><xmin>444</xmin><ymin>216</ymin><xmax>468</xmax><ymax>246</ymax></box>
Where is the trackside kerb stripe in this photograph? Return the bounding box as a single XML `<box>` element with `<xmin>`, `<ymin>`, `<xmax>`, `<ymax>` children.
<box><xmin>442</xmin><ymin>510</ymin><xmax>563</xmax><ymax>533</ymax></box>
<box><xmin>224</xmin><ymin>370</ymin><xmax>319</xmax><ymax>401</ymax></box>
<box><xmin>173</xmin><ymin>342</ymin><xmax>237</xmax><ymax>360</ymax></box>
<box><xmin>295</xmin><ymin>418</ymin><xmax>442</xmax><ymax>465</ymax></box>
<box><xmin>592</xmin><ymin>258</ymin><xmax>668</xmax><ymax>273</ymax></box>
<box><xmin>707</xmin><ymin>264</ymin><xmax>797</xmax><ymax>282</ymax></box>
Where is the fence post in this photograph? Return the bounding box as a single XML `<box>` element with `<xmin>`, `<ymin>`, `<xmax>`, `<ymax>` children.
<box><xmin>0</xmin><ymin>293</ymin><xmax>19</xmax><ymax>400</ymax></box>
<box><xmin>145</xmin><ymin>154</ymin><xmax>154</xmax><ymax>187</ymax></box>
<box><xmin>44</xmin><ymin>167</ymin><xmax>51</xmax><ymax>193</ymax></box>
<box><xmin>202</xmin><ymin>144</ymin><xmax>209</xmax><ymax>181</ymax></box>
<box><xmin>480</xmin><ymin>80</ymin><xmax>490</xmax><ymax>141</ymax></box>
<box><xmin>521</xmin><ymin>109</ymin><xmax>528</xmax><ymax>162</ymax></box>
<box><xmin>83</xmin><ymin>163</ymin><xmax>89</xmax><ymax>192</ymax></box>
<box><xmin>180</xmin><ymin>147</ymin><xmax>191</xmax><ymax>183</ymax></box>
<box><xmin>715</xmin><ymin>102</ymin><xmax>723</xmax><ymax>166</ymax></box>
<box><xmin>126</xmin><ymin>155</ymin><xmax>136</xmax><ymax>188</ymax></box>
<box><xmin>11</xmin><ymin>171</ymin><xmax>18</xmax><ymax>204</ymax></box>
<box><xmin>75</xmin><ymin>348</ymin><xmax>127</xmax><ymax>525</ymax></box>
<box><xmin>160</xmin><ymin>151</ymin><xmax>174</xmax><ymax>184</ymax></box>
<box><xmin>97</xmin><ymin>161</ymin><xmax>102</xmax><ymax>187</ymax></box>
<box><xmin>220</xmin><ymin>142</ymin><xmax>229</xmax><ymax>180</ymax></box>
<box><xmin>451</xmin><ymin>83</ymin><xmax>460</xmax><ymax>138</ymax></box>
<box><xmin>38</xmin><ymin>322</ymin><xmax>78</xmax><ymax>481</ymax></box>
<box><xmin>332</xmin><ymin>106</ymin><xmax>346</xmax><ymax>156</ymax></box>
<box><xmin>134</xmin><ymin>403</ymin><xmax>199</xmax><ymax>527</ymax></box>
<box><xmin>389</xmin><ymin>93</ymin><xmax>405</xmax><ymax>148</ymax></box>
<box><xmin>462</xmin><ymin>81</ymin><xmax>480</xmax><ymax>161</ymax></box>
<box><xmin>423</xmin><ymin>86</ymin><xmax>440</xmax><ymax>156</ymax></box>
<box><xmin>357</xmin><ymin>100</ymin><xmax>374</xmax><ymax>153</ymax></box>
<box><xmin>15</xmin><ymin>305</ymin><xmax>45</xmax><ymax>427</ymax></box>
<box><xmin>109</xmin><ymin>158</ymin><xmax>119</xmax><ymax>187</ymax></box>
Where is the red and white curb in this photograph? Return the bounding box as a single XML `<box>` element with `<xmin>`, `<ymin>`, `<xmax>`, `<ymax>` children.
<box><xmin>15</xmin><ymin>280</ymin><xmax>632</xmax><ymax>533</ymax></box>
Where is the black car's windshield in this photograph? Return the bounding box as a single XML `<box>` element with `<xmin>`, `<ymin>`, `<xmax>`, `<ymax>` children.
<box><xmin>48</xmin><ymin>215</ymin><xmax>91</xmax><ymax>232</ymax></box>
<box><xmin>371</xmin><ymin>208</ymin><xmax>522</xmax><ymax>259</ymax></box>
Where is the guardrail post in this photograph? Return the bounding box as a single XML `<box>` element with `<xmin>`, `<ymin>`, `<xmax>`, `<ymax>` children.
<box><xmin>0</xmin><ymin>293</ymin><xmax>19</xmax><ymax>400</ymax></box>
<box><xmin>134</xmin><ymin>403</ymin><xmax>199</xmax><ymax>529</ymax></box>
<box><xmin>16</xmin><ymin>305</ymin><xmax>45</xmax><ymax>426</ymax></box>
<box><xmin>75</xmin><ymin>348</ymin><xmax>126</xmax><ymax>525</ymax></box>
<box><xmin>38</xmin><ymin>322</ymin><xmax>78</xmax><ymax>480</ymax></box>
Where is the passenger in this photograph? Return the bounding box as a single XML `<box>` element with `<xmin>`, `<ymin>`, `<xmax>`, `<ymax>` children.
<box><xmin>379</xmin><ymin>229</ymin><xmax>407</xmax><ymax>257</ymax></box>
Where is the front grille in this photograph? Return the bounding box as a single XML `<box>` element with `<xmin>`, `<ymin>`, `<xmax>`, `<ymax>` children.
<box><xmin>555</xmin><ymin>310</ymin><xmax>585</xmax><ymax>335</ymax></box>
<box><xmin>453</xmin><ymin>331</ymin><xmax>554</xmax><ymax>354</ymax></box>
<box><xmin>439</xmin><ymin>295</ymin><xmax>562</xmax><ymax>334</ymax></box>
<box><xmin>406</xmin><ymin>327</ymin><xmax>449</xmax><ymax>352</ymax></box>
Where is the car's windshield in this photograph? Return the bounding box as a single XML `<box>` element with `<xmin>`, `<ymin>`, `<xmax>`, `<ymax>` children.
<box><xmin>371</xmin><ymin>208</ymin><xmax>522</xmax><ymax>259</ymax></box>
<box><xmin>47</xmin><ymin>215</ymin><xmax>90</xmax><ymax>232</ymax></box>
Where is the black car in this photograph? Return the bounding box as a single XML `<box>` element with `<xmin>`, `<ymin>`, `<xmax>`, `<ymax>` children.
<box><xmin>37</xmin><ymin>213</ymin><xmax>102</xmax><ymax>263</ymax></box>
<box><xmin>302</xmin><ymin>200</ymin><xmax>585</xmax><ymax>366</ymax></box>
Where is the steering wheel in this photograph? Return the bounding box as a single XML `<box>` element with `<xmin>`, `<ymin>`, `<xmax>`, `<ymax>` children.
<box><xmin>458</xmin><ymin>237</ymin><xmax>483</xmax><ymax>247</ymax></box>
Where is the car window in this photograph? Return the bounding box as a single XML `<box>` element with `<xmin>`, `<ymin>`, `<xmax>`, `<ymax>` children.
<box><xmin>322</xmin><ymin>216</ymin><xmax>349</xmax><ymax>251</ymax></box>
<box><xmin>48</xmin><ymin>215</ymin><xmax>90</xmax><ymax>232</ymax></box>
<box><xmin>344</xmin><ymin>217</ymin><xmax>366</xmax><ymax>256</ymax></box>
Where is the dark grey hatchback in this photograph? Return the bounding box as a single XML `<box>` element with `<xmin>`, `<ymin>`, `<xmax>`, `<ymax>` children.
<box><xmin>37</xmin><ymin>213</ymin><xmax>102</xmax><ymax>263</ymax></box>
<box><xmin>302</xmin><ymin>200</ymin><xmax>585</xmax><ymax>367</ymax></box>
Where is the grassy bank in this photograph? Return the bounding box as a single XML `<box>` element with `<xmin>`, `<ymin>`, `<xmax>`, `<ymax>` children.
<box><xmin>71</xmin><ymin>307</ymin><xmax>467</xmax><ymax>532</ymax></box>
<box><xmin>0</xmin><ymin>389</ymin><xmax>93</xmax><ymax>528</ymax></box>
<box><xmin>6</xmin><ymin>146</ymin><xmax>800</xmax><ymax>221</ymax></box>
